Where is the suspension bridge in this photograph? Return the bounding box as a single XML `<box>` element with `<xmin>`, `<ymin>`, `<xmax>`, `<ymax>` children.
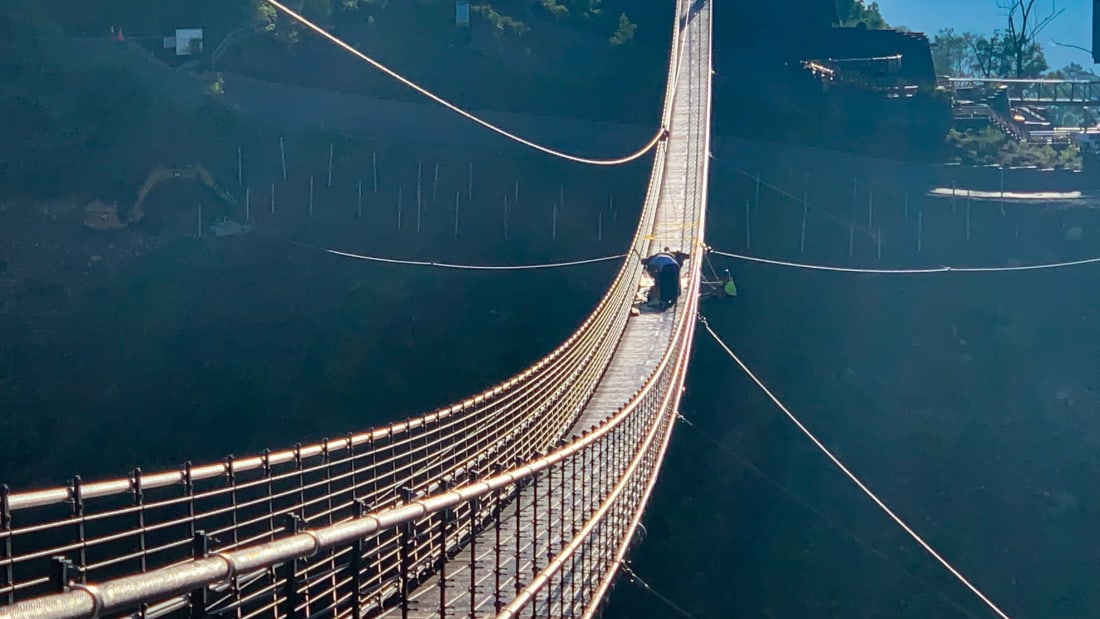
<box><xmin>0</xmin><ymin>0</ymin><xmax>713</xmax><ymax>617</ymax></box>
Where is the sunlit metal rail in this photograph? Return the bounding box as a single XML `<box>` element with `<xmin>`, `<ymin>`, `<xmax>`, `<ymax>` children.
<box><xmin>0</xmin><ymin>0</ymin><xmax>713</xmax><ymax>616</ymax></box>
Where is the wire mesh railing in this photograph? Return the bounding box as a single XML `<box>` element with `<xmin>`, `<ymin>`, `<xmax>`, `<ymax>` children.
<box><xmin>0</xmin><ymin>0</ymin><xmax>710</xmax><ymax>615</ymax></box>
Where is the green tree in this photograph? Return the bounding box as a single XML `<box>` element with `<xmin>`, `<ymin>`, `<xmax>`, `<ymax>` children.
<box><xmin>835</xmin><ymin>0</ymin><xmax>888</xmax><ymax>29</ymax></box>
<box><xmin>968</xmin><ymin>31</ymin><xmax>1004</xmax><ymax>78</ymax></box>
<box><xmin>250</xmin><ymin>0</ymin><xmax>277</xmax><ymax>32</ymax></box>
<box><xmin>931</xmin><ymin>28</ymin><xmax>977</xmax><ymax>76</ymax></box>
<box><xmin>609</xmin><ymin>13</ymin><xmax>636</xmax><ymax>47</ymax></box>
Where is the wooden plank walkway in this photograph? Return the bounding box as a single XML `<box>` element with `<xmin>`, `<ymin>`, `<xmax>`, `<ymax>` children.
<box><xmin>378</xmin><ymin>0</ymin><xmax>711</xmax><ymax>614</ymax></box>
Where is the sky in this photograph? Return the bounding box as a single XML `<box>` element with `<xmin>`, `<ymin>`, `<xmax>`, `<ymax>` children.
<box><xmin>875</xmin><ymin>0</ymin><xmax>1093</xmax><ymax>70</ymax></box>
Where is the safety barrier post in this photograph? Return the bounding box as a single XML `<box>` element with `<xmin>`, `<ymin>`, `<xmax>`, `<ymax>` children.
<box><xmin>282</xmin><ymin>514</ymin><xmax>304</xmax><ymax>618</ymax></box>
<box><xmin>1</xmin><ymin>484</ymin><xmax>12</xmax><ymax>606</ymax></box>
<box><xmin>558</xmin><ymin>455</ymin><xmax>568</xmax><ymax>616</ymax></box>
<box><xmin>399</xmin><ymin>487</ymin><xmax>414</xmax><ymax>619</ymax></box>
<box><xmin>351</xmin><ymin>498</ymin><xmax>368</xmax><ymax>619</ymax></box>
<box><xmin>437</xmin><ymin>480</ymin><xmax>451</xmax><ymax>617</ymax></box>
<box><xmin>468</xmin><ymin>489</ymin><xmax>481</xmax><ymax>619</ymax></box>
<box><xmin>514</xmin><ymin>457</ymin><xmax>524</xmax><ymax>598</ymax></box>
<box><xmin>492</xmin><ymin>468</ymin><xmax>503</xmax><ymax>614</ymax></box>
<box><xmin>189</xmin><ymin>532</ymin><xmax>210</xmax><ymax>619</ymax></box>
<box><xmin>49</xmin><ymin>557</ymin><xmax>75</xmax><ymax>594</ymax></box>
<box><xmin>71</xmin><ymin>476</ymin><xmax>86</xmax><ymax>584</ymax></box>
<box><xmin>132</xmin><ymin>468</ymin><xmax>147</xmax><ymax>572</ymax></box>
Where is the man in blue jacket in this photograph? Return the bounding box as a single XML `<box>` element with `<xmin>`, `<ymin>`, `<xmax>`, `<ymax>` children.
<box><xmin>642</xmin><ymin>248</ymin><xmax>690</xmax><ymax>310</ymax></box>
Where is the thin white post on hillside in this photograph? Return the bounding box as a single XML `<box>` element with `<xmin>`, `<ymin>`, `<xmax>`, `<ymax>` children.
<box><xmin>237</xmin><ymin>147</ymin><xmax>243</xmax><ymax>187</ymax></box>
<box><xmin>397</xmin><ymin>187</ymin><xmax>403</xmax><ymax>231</ymax></box>
<box><xmin>372</xmin><ymin>152</ymin><xmax>378</xmax><ymax>193</ymax></box>
<box><xmin>357</xmin><ymin>180</ymin><xmax>363</xmax><ymax>219</ymax></box>
<box><xmin>552</xmin><ymin>204</ymin><xmax>558</xmax><ymax>241</ymax></box>
<box><xmin>416</xmin><ymin>161</ymin><xmax>422</xmax><ymax>234</ymax></box>
<box><xmin>999</xmin><ymin>167</ymin><xmax>1006</xmax><ymax>216</ymax></box>
<box><xmin>966</xmin><ymin>194</ymin><xmax>971</xmax><ymax>240</ymax></box>
<box><xmin>849</xmin><ymin>224</ymin><xmax>855</xmax><ymax>256</ymax></box>
<box><xmin>597</xmin><ymin>211</ymin><xmax>603</xmax><ymax>242</ymax></box>
<box><xmin>245</xmin><ymin>185</ymin><xmax>251</xmax><ymax>222</ymax></box>
<box><xmin>271</xmin><ymin>182</ymin><xmax>276</xmax><ymax>214</ymax></box>
<box><xmin>503</xmin><ymin>194</ymin><xmax>509</xmax><ymax>239</ymax></box>
<box><xmin>454</xmin><ymin>190</ymin><xmax>460</xmax><ymax>237</ymax></box>
<box><xmin>800</xmin><ymin>192</ymin><xmax>808</xmax><ymax>254</ymax></box>
<box><xmin>514</xmin><ymin>180</ymin><xmax>520</xmax><ymax>208</ymax></box>
<box><xmin>432</xmin><ymin>162</ymin><xmax>440</xmax><ymax>203</ymax></box>
<box><xmin>745</xmin><ymin>199</ymin><xmax>751</xmax><ymax>250</ymax></box>
<box><xmin>309</xmin><ymin>176</ymin><xmax>314</xmax><ymax>216</ymax></box>
<box><xmin>918</xmin><ymin>208</ymin><xmax>924</xmax><ymax>253</ymax></box>
<box><xmin>867</xmin><ymin>190</ymin><xmax>874</xmax><ymax>228</ymax></box>
<box><xmin>328</xmin><ymin>143</ymin><xmax>334</xmax><ymax>188</ymax></box>
<box><xmin>280</xmin><ymin>137</ymin><xmax>287</xmax><ymax>181</ymax></box>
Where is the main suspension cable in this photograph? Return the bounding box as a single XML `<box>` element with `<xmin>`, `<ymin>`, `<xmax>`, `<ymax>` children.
<box><xmin>698</xmin><ymin>315</ymin><xmax>1014</xmax><ymax>619</ymax></box>
<box><xmin>261</xmin><ymin>0</ymin><xmax>666</xmax><ymax>166</ymax></box>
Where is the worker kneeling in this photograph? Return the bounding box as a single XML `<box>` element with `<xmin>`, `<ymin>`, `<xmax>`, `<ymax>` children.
<box><xmin>642</xmin><ymin>248</ymin><xmax>689</xmax><ymax>310</ymax></box>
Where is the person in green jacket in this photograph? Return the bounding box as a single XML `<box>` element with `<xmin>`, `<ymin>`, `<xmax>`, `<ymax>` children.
<box><xmin>702</xmin><ymin>269</ymin><xmax>737</xmax><ymax>300</ymax></box>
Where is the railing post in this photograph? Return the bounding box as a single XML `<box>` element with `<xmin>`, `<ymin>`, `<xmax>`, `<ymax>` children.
<box><xmin>558</xmin><ymin>455</ymin><xmax>568</xmax><ymax>617</ymax></box>
<box><xmin>514</xmin><ymin>463</ymin><xmax>524</xmax><ymax>598</ymax></box>
<box><xmin>49</xmin><ymin>557</ymin><xmax>75</xmax><ymax>593</ymax></box>
<box><xmin>2</xmin><ymin>484</ymin><xmax>12</xmax><ymax>606</ymax></box>
<box><xmin>190</xmin><ymin>532</ymin><xmax>210</xmax><ymax>619</ymax></box>
<box><xmin>399</xmin><ymin>487</ymin><xmax>414</xmax><ymax>619</ymax></box>
<box><xmin>493</xmin><ymin>473</ymin><xmax>503</xmax><ymax>614</ymax></box>
<box><xmin>70</xmin><ymin>476</ymin><xmax>86</xmax><ymax>584</ymax></box>
<box><xmin>467</xmin><ymin>467</ymin><xmax>480</xmax><ymax>619</ymax></box>
<box><xmin>226</xmin><ymin>455</ymin><xmax>239</xmax><ymax>551</ymax></box>
<box><xmin>282</xmin><ymin>514</ymin><xmax>303</xmax><ymax>619</ymax></box>
<box><xmin>132</xmin><ymin>468</ymin><xmax>146</xmax><ymax>573</ymax></box>
<box><xmin>437</xmin><ymin>479</ymin><xmax>450</xmax><ymax>618</ymax></box>
<box><xmin>351</xmin><ymin>498</ymin><xmax>368</xmax><ymax>619</ymax></box>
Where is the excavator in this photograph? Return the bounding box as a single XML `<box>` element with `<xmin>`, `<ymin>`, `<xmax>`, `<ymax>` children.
<box><xmin>84</xmin><ymin>164</ymin><xmax>237</xmax><ymax>232</ymax></box>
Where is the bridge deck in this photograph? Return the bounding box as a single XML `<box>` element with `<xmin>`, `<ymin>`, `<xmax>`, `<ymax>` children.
<box><xmin>380</xmin><ymin>0</ymin><xmax>709</xmax><ymax>615</ymax></box>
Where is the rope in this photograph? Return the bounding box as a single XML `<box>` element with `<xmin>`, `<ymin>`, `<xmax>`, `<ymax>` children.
<box><xmin>316</xmin><ymin>245</ymin><xmax>624</xmax><ymax>271</ymax></box>
<box><xmin>698</xmin><ymin>315</ymin><xmax>1014</xmax><ymax>619</ymax></box>
<box><xmin>619</xmin><ymin>562</ymin><xmax>700</xmax><ymax>619</ymax></box>
<box><xmin>261</xmin><ymin>0</ymin><xmax>665</xmax><ymax>166</ymax></box>
<box><xmin>675</xmin><ymin>414</ymin><xmax>981</xmax><ymax>619</ymax></box>
<box><xmin>712</xmin><ymin>249</ymin><xmax>1100</xmax><ymax>274</ymax></box>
